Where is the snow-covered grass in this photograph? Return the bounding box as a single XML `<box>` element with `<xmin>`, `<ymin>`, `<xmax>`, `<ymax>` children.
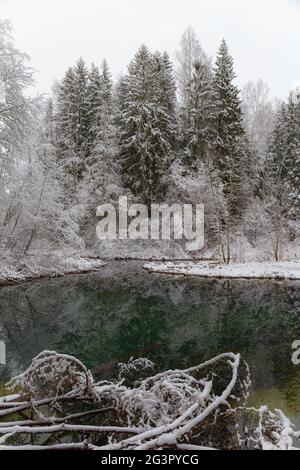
<box><xmin>0</xmin><ymin>250</ymin><xmax>104</xmax><ymax>285</ymax></box>
<box><xmin>144</xmin><ymin>260</ymin><xmax>300</xmax><ymax>280</ymax></box>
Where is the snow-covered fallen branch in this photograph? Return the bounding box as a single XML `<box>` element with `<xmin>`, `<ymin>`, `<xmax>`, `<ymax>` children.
<box><xmin>0</xmin><ymin>350</ymin><xmax>299</xmax><ymax>450</ymax></box>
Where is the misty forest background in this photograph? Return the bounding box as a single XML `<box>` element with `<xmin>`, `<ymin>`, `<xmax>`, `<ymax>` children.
<box><xmin>0</xmin><ymin>20</ymin><xmax>300</xmax><ymax>274</ymax></box>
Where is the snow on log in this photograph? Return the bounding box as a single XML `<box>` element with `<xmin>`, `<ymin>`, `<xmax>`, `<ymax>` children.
<box><xmin>0</xmin><ymin>350</ymin><xmax>299</xmax><ymax>450</ymax></box>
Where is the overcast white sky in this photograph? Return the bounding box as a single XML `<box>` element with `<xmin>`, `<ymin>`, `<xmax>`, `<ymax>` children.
<box><xmin>1</xmin><ymin>0</ymin><xmax>300</xmax><ymax>99</ymax></box>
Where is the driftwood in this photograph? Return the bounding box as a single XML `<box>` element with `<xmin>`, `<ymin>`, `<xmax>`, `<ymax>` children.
<box><xmin>0</xmin><ymin>351</ymin><xmax>299</xmax><ymax>450</ymax></box>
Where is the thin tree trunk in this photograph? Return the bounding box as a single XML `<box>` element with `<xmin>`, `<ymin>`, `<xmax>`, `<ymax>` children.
<box><xmin>274</xmin><ymin>218</ymin><xmax>281</xmax><ymax>262</ymax></box>
<box><xmin>207</xmin><ymin>156</ymin><xmax>226</xmax><ymax>262</ymax></box>
<box><xmin>24</xmin><ymin>172</ymin><xmax>48</xmax><ymax>255</ymax></box>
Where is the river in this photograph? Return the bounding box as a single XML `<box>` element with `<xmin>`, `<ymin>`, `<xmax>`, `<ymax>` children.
<box><xmin>0</xmin><ymin>261</ymin><xmax>299</xmax><ymax>428</ymax></box>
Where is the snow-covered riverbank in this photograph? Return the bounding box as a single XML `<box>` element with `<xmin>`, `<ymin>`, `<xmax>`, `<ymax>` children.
<box><xmin>3</xmin><ymin>255</ymin><xmax>300</xmax><ymax>286</ymax></box>
<box><xmin>0</xmin><ymin>251</ymin><xmax>105</xmax><ymax>286</ymax></box>
<box><xmin>144</xmin><ymin>261</ymin><xmax>300</xmax><ymax>280</ymax></box>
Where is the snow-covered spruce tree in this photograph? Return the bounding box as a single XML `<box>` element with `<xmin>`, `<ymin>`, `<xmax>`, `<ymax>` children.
<box><xmin>82</xmin><ymin>61</ymin><xmax>120</xmax><ymax>217</ymax></box>
<box><xmin>285</xmin><ymin>92</ymin><xmax>300</xmax><ymax>218</ymax></box>
<box><xmin>289</xmin><ymin>145</ymin><xmax>300</xmax><ymax>216</ymax></box>
<box><xmin>265</xmin><ymin>93</ymin><xmax>300</xmax><ymax>260</ymax></box>
<box><xmin>78</xmin><ymin>60</ymin><xmax>122</xmax><ymax>248</ymax></box>
<box><xmin>119</xmin><ymin>45</ymin><xmax>176</xmax><ymax>204</ymax></box>
<box><xmin>56</xmin><ymin>58</ymin><xmax>90</xmax><ymax>200</ymax></box>
<box><xmin>86</xmin><ymin>60</ymin><xmax>118</xmax><ymax>200</ymax></box>
<box><xmin>213</xmin><ymin>40</ymin><xmax>252</xmax><ymax>262</ymax></box>
<box><xmin>185</xmin><ymin>58</ymin><xmax>217</xmax><ymax>167</ymax></box>
<box><xmin>86</xmin><ymin>62</ymin><xmax>102</xmax><ymax>150</ymax></box>
<box><xmin>214</xmin><ymin>40</ymin><xmax>250</xmax><ymax>200</ymax></box>
<box><xmin>152</xmin><ymin>51</ymin><xmax>177</xmax><ymax>164</ymax></box>
<box><xmin>48</xmin><ymin>58</ymin><xmax>121</xmax><ymax>251</ymax></box>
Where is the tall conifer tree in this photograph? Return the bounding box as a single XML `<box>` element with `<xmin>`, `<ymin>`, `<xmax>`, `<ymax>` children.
<box><xmin>214</xmin><ymin>40</ymin><xmax>250</xmax><ymax>217</ymax></box>
<box><xmin>119</xmin><ymin>45</ymin><xmax>176</xmax><ymax>203</ymax></box>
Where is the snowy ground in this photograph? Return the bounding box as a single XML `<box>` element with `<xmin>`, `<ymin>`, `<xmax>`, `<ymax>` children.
<box><xmin>144</xmin><ymin>260</ymin><xmax>300</xmax><ymax>280</ymax></box>
<box><xmin>0</xmin><ymin>250</ymin><xmax>105</xmax><ymax>285</ymax></box>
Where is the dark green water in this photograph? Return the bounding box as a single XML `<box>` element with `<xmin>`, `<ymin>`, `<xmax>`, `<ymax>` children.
<box><xmin>0</xmin><ymin>261</ymin><xmax>300</xmax><ymax>427</ymax></box>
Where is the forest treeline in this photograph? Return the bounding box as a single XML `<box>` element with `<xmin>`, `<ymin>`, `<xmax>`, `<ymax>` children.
<box><xmin>0</xmin><ymin>22</ymin><xmax>299</xmax><ymax>262</ymax></box>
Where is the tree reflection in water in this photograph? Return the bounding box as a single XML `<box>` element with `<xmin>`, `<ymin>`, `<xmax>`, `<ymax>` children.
<box><xmin>0</xmin><ymin>261</ymin><xmax>299</xmax><ymax>425</ymax></box>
